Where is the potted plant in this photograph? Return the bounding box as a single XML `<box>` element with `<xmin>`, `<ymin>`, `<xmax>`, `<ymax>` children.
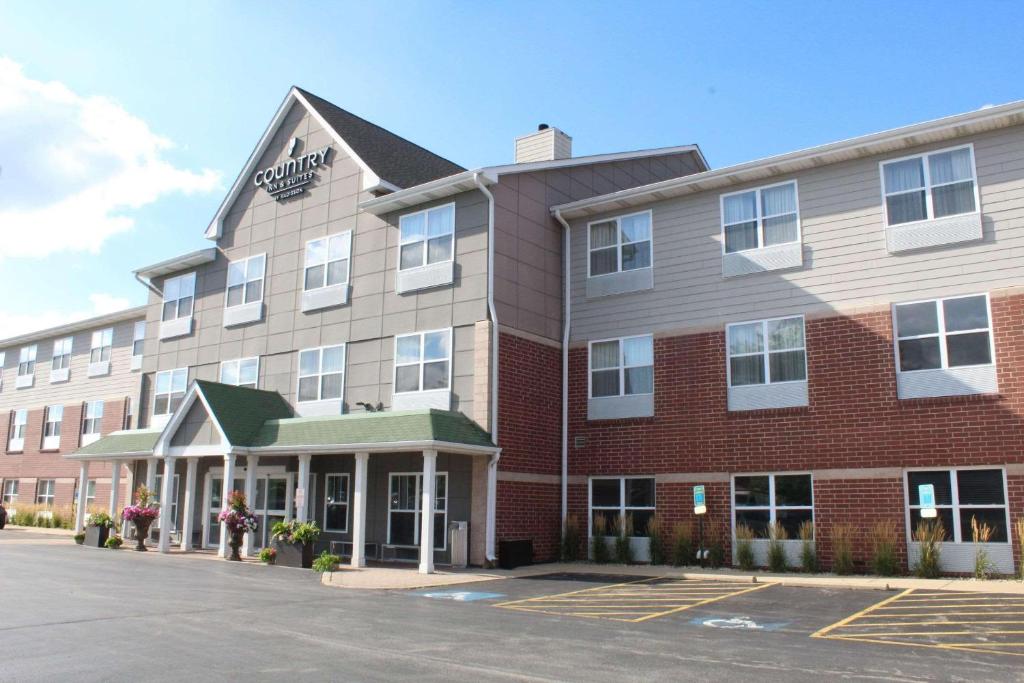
<box><xmin>258</xmin><ymin>547</ymin><xmax>277</xmax><ymax>565</ymax></box>
<box><xmin>121</xmin><ymin>485</ymin><xmax>160</xmax><ymax>552</ymax></box>
<box><xmin>271</xmin><ymin>519</ymin><xmax>321</xmax><ymax>568</ymax></box>
<box><xmin>105</xmin><ymin>535</ymin><xmax>124</xmax><ymax>549</ymax></box>
<box><xmin>83</xmin><ymin>511</ymin><xmax>115</xmax><ymax>548</ymax></box>
<box><xmin>217</xmin><ymin>491</ymin><xmax>258</xmax><ymax>561</ymax></box>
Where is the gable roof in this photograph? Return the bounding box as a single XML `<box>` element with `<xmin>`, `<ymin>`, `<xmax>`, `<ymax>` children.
<box><xmin>192</xmin><ymin>380</ymin><xmax>295</xmax><ymax>446</ymax></box>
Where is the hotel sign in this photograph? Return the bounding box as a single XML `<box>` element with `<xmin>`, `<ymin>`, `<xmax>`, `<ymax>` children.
<box><xmin>253</xmin><ymin>138</ymin><xmax>331</xmax><ymax>201</ymax></box>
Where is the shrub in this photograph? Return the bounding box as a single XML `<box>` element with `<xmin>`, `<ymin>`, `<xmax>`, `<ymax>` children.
<box><xmin>312</xmin><ymin>550</ymin><xmax>341</xmax><ymax>573</ymax></box>
<box><xmin>613</xmin><ymin>514</ymin><xmax>634</xmax><ymax>564</ymax></box>
<box><xmin>258</xmin><ymin>547</ymin><xmax>277</xmax><ymax>565</ymax></box>
<box><xmin>914</xmin><ymin>520</ymin><xmax>945</xmax><ymax>579</ymax></box>
<box><xmin>74</xmin><ymin>532</ymin><xmax>85</xmax><ymax>545</ymax></box>
<box><xmin>705</xmin><ymin>519</ymin><xmax>726</xmax><ymax>568</ymax></box>
<box><xmin>735</xmin><ymin>524</ymin><xmax>756</xmax><ymax>570</ymax></box>
<box><xmin>669</xmin><ymin>522</ymin><xmax>694</xmax><ymax>567</ymax></box>
<box><xmin>869</xmin><ymin>519</ymin><xmax>900</xmax><ymax>576</ymax></box>
<box><xmin>766</xmin><ymin>521</ymin><xmax>788</xmax><ymax>573</ymax></box>
<box><xmin>105</xmin><ymin>535</ymin><xmax>123</xmax><ymax>549</ymax></box>
<box><xmin>798</xmin><ymin>520</ymin><xmax>817</xmax><ymax>573</ymax></box>
<box><xmin>1016</xmin><ymin>518</ymin><xmax>1024</xmax><ymax>581</ymax></box>
<box><xmin>561</xmin><ymin>514</ymin><xmax>582</xmax><ymax>562</ymax></box>
<box><xmin>832</xmin><ymin>523</ymin><xmax>856</xmax><ymax>575</ymax></box>
<box><xmin>646</xmin><ymin>515</ymin><xmax>665</xmax><ymax>565</ymax></box>
<box><xmin>591</xmin><ymin>514</ymin><xmax>611</xmax><ymax>564</ymax></box>
<box><xmin>971</xmin><ymin>516</ymin><xmax>995</xmax><ymax>580</ymax></box>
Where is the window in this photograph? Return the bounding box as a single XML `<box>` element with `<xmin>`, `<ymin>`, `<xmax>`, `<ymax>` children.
<box><xmin>298</xmin><ymin>345</ymin><xmax>344</xmax><ymax>403</ymax></box>
<box><xmin>162</xmin><ymin>273</ymin><xmax>195</xmax><ymax>321</ymax></box>
<box><xmin>8</xmin><ymin>409</ymin><xmax>27</xmax><ymax>451</ymax></box>
<box><xmin>722</xmin><ymin>182</ymin><xmax>799</xmax><ymax>254</ymax></box>
<box><xmin>386</xmin><ymin>472</ymin><xmax>447</xmax><ymax>550</ymax></box>
<box><xmin>324</xmin><ymin>473</ymin><xmax>350</xmax><ymax>532</ymax></box>
<box><xmin>734</xmin><ymin>473</ymin><xmax>813</xmax><ymax>538</ymax></box>
<box><xmin>154</xmin><ymin>368</ymin><xmax>187</xmax><ymax>416</ymax></box>
<box><xmin>82</xmin><ymin>400</ymin><xmax>104</xmax><ymax>443</ymax></box>
<box><xmin>153</xmin><ymin>473</ymin><xmax>180</xmax><ymax>532</ymax></box>
<box><xmin>727</xmin><ymin>316</ymin><xmax>807</xmax><ymax>386</ymax></box>
<box><xmin>35</xmin><ymin>479</ymin><xmax>55</xmax><ymax>507</ymax></box>
<box><xmin>18</xmin><ymin>345</ymin><xmax>36</xmax><ymax>377</ymax></box>
<box><xmin>882</xmin><ymin>146</ymin><xmax>978</xmax><ymax>226</ymax></box>
<box><xmin>589</xmin><ymin>477</ymin><xmax>656</xmax><ymax>537</ymax></box>
<box><xmin>73</xmin><ymin>479</ymin><xmax>96</xmax><ymax>507</ymax></box>
<box><xmin>132</xmin><ymin>321</ymin><xmax>146</xmax><ymax>359</ymax></box>
<box><xmin>0</xmin><ymin>351</ymin><xmax>4</xmax><ymax>390</ymax></box>
<box><xmin>2</xmin><ymin>479</ymin><xmax>17</xmax><ymax>504</ymax></box>
<box><xmin>907</xmin><ymin>469</ymin><xmax>1008</xmax><ymax>543</ymax></box>
<box><xmin>90</xmin><ymin>328</ymin><xmax>112</xmax><ymax>363</ymax></box>
<box><xmin>394</xmin><ymin>330</ymin><xmax>451</xmax><ymax>394</ymax></box>
<box><xmin>220</xmin><ymin>357</ymin><xmax>259</xmax><ymax>389</ymax></box>
<box><xmin>894</xmin><ymin>294</ymin><xmax>993</xmax><ymax>373</ymax></box>
<box><xmin>52</xmin><ymin>337</ymin><xmax>73</xmax><ymax>370</ymax></box>
<box><xmin>42</xmin><ymin>405</ymin><xmax>63</xmax><ymax>450</ymax></box>
<box><xmin>399</xmin><ymin>204</ymin><xmax>454</xmax><ymax>270</ymax></box>
<box><xmin>226</xmin><ymin>254</ymin><xmax>265</xmax><ymax>307</ymax></box>
<box><xmin>123</xmin><ymin>397</ymin><xmax>134</xmax><ymax>430</ymax></box>
<box><xmin>589</xmin><ymin>335</ymin><xmax>654</xmax><ymax>398</ymax></box>
<box><xmin>588</xmin><ymin>211</ymin><xmax>652</xmax><ymax>277</ymax></box>
<box><xmin>304</xmin><ymin>233</ymin><xmax>351</xmax><ymax>290</ymax></box>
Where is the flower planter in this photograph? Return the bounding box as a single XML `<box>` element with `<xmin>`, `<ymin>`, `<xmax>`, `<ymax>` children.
<box><xmin>228</xmin><ymin>530</ymin><xmax>245</xmax><ymax>561</ymax></box>
<box><xmin>272</xmin><ymin>539</ymin><xmax>314</xmax><ymax>568</ymax></box>
<box><xmin>133</xmin><ymin>519</ymin><xmax>153</xmax><ymax>551</ymax></box>
<box><xmin>84</xmin><ymin>525</ymin><xmax>110</xmax><ymax>548</ymax></box>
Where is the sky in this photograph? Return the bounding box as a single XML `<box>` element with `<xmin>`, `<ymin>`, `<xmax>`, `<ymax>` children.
<box><xmin>0</xmin><ymin>1</ymin><xmax>1021</xmax><ymax>337</ymax></box>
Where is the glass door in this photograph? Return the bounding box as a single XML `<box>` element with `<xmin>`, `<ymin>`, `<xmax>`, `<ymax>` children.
<box><xmin>254</xmin><ymin>475</ymin><xmax>289</xmax><ymax>549</ymax></box>
<box><xmin>387</xmin><ymin>473</ymin><xmax>448</xmax><ymax>550</ymax></box>
<box><xmin>207</xmin><ymin>476</ymin><xmax>244</xmax><ymax>548</ymax></box>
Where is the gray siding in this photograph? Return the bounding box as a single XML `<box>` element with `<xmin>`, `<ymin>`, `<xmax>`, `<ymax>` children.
<box><xmin>170</xmin><ymin>402</ymin><xmax>219</xmax><ymax>448</ymax></box>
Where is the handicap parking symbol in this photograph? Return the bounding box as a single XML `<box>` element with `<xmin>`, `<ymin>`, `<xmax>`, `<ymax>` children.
<box><xmin>417</xmin><ymin>590</ymin><xmax>506</xmax><ymax>602</ymax></box>
<box><xmin>690</xmin><ymin>616</ymin><xmax>788</xmax><ymax>631</ymax></box>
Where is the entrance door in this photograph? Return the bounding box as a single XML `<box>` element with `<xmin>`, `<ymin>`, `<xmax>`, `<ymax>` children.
<box><xmin>206</xmin><ymin>475</ymin><xmax>244</xmax><ymax>549</ymax></box>
<box><xmin>254</xmin><ymin>474</ymin><xmax>289</xmax><ymax>550</ymax></box>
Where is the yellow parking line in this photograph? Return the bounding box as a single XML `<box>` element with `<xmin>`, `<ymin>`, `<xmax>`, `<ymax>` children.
<box><xmin>860</xmin><ymin>611</ymin><xmax>1024</xmax><ymax>618</ymax></box>
<box><xmin>811</xmin><ymin>589</ymin><xmax>915</xmax><ymax>639</ymax></box>
<box><xmin>842</xmin><ymin>620</ymin><xmax>1024</xmax><ymax>627</ymax></box>
<box><xmin>839</xmin><ymin>629</ymin><xmax>1024</xmax><ymax>638</ymax></box>
<box><xmin>628</xmin><ymin>582</ymin><xmax>773</xmax><ymax>623</ymax></box>
<box><xmin>491</xmin><ymin>576</ymin><xmax>659</xmax><ymax>608</ymax></box>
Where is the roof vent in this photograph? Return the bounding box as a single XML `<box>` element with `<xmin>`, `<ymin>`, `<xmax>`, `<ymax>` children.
<box><xmin>515</xmin><ymin>125</ymin><xmax>571</xmax><ymax>163</ymax></box>
<box><xmin>538</xmin><ymin>123</ymin><xmax>550</xmax><ymax>131</ymax></box>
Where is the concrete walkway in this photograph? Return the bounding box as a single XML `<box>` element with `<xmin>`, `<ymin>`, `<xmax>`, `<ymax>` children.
<box><xmin>322</xmin><ymin>566</ymin><xmax>504</xmax><ymax>590</ymax></box>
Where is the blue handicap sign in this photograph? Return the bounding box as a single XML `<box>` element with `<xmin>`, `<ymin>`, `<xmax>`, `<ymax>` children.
<box><xmin>416</xmin><ymin>590</ymin><xmax>506</xmax><ymax>602</ymax></box>
<box><xmin>689</xmin><ymin>616</ymin><xmax>788</xmax><ymax>631</ymax></box>
<box><xmin>918</xmin><ymin>484</ymin><xmax>935</xmax><ymax>509</ymax></box>
<box><xmin>693</xmin><ymin>485</ymin><xmax>706</xmax><ymax>507</ymax></box>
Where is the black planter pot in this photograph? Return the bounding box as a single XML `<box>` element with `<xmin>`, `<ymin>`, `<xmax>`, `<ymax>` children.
<box><xmin>272</xmin><ymin>539</ymin><xmax>313</xmax><ymax>568</ymax></box>
<box><xmin>84</xmin><ymin>525</ymin><xmax>110</xmax><ymax>548</ymax></box>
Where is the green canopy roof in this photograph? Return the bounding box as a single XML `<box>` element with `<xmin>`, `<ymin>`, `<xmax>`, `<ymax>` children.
<box><xmin>72</xmin><ymin>429</ymin><xmax>160</xmax><ymax>457</ymax></box>
<box><xmin>192</xmin><ymin>379</ymin><xmax>294</xmax><ymax>445</ymax></box>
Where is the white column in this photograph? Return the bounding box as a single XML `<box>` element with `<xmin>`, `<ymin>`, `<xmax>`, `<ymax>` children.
<box><xmin>121</xmin><ymin>460</ymin><xmax>136</xmax><ymax>535</ymax></box>
<box><xmin>419</xmin><ymin>450</ymin><xmax>438</xmax><ymax>574</ymax></box>
<box><xmin>180</xmin><ymin>457</ymin><xmax>198</xmax><ymax>551</ymax></box>
<box><xmin>218</xmin><ymin>454</ymin><xmax>236</xmax><ymax>558</ymax></box>
<box><xmin>75</xmin><ymin>462</ymin><xmax>90</xmax><ymax>532</ymax></box>
<box><xmin>108</xmin><ymin>461</ymin><xmax>121</xmax><ymax>521</ymax></box>
<box><xmin>351</xmin><ymin>452</ymin><xmax>369</xmax><ymax>568</ymax></box>
<box><xmin>158</xmin><ymin>457</ymin><xmax>176</xmax><ymax>553</ymax></box>
<box><xmin>296</xmin><ymin>454</ymin><xmax>311</xmax><ymax>522</ymax></box>
<box><xmin>486</xmin><ymin>454</ymin><xmax>498</xmax><ymax>563</ymax></box>
<box><xmin>242</xmin><ymin>455</ymin><xmax>259</xmax><ymax>556</ymax></box>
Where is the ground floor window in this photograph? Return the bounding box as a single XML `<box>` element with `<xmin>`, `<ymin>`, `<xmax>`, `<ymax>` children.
<box><xmin>35</xmin><ymin>479</ymin><xmax>55</xmax><ymax>507</ymax></box>
<box><xmin>2</xmin><ymin>479</ymin><xmax>17</xmax><ymax>504</ymax></box>
<box><xmin>324</xmin><ymin>473</ymin><xmax>350</xmax><ymax>532</ymax></box>
<box><xmin>387</xmin><ymin>472</ymin><xmax>447</xmax><ymax>550</ymax></box>
<box><xmin>154</xmin><ymin>474</ymin><xmax>180</xmax><ymax>531</ymax></box>
<box><xmin>733</xmin><ymin>473</ymin><xmax>813</xmax><ymax>538</ymax></box>
<box><xmin>589</xmin><ymin>476</ymin><xmax>656</xmax><ymax>536</ymax></box>
<box><xmin>907</xmin><ymin>468</ymin><xmax>1008</xmax><ymax>543</ymax></box>
<box><xmin>73</xmin><ymin>479</ymin><xmax>96</xmax><ymax>507</ymax></box>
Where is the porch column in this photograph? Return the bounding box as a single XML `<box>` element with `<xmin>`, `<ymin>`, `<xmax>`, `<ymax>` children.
<box><xmin>108</xmin><ymin>461</ymin><xmax>121</xmax><ymax>521</ymax></box>
<box><xmin>242</xmin><ymin>455</ymin><xmax>259</xmax><ymax>556</ymax></box>
<box><xmin>218</xmin><ymin>454</ymin><xmax>236</xmax><ymax>558</ymax></box>
<box><xmin>180</xmin><ymin>457</ymin><xmax>198</xmax><ymax>551</ymax></box>
<box><xmin>158</xmin><ymin>457</ymin><xmax>177</xmax><ymax>553</ymax></box>
<box><xmin>121</xmin><ymin>460</ymin><xmax>136</xmax><ymax>534</ymax></box>
<box><xmin>296</xmin><ymin>454</ymin><xmax>311</xmax><ymax>522</ymax></box>
<box><xmin>75</xmin><ymin>461</ymin><xmax>90</xmax><ymax>532</ymax></box>
<box><xmin>419</xmin><ymin>449</ymin><xmax>438</xmax><ymax>574</ymax></box>
<box><xmin>351</xmin><ymin>452</ymin><xmax>369</xmax><ymax>568</ymax></box>
<box><xmin>486</xmin><ymin>454</ymin><xmax>498</xmax><ymax>562</ymax></box>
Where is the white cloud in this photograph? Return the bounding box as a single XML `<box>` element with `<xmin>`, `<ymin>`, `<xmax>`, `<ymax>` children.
<box><xmin>0</xmin><ymin>293</ymin><xmax>133</xmax><ymax>339</ymax></box>
<box><xmin>0</xmin><ymin>58</ymin><xmax>222</xmax><ymax>259</ymax></box>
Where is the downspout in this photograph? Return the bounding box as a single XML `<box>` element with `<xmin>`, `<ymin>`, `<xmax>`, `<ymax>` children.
<box><xmin>472</xmin><ymin>172</ymin><xmax>499</xmax><ymax>562</ymax></box>
<box><xmin>553</xmin><ymin>209</ymin><xmax>572</xmax><ymax>535</ymax></box>
<box><xmin>134</xmin><ymin>272</ymin><xmax>162</xmax><ymax>298</ymax></box>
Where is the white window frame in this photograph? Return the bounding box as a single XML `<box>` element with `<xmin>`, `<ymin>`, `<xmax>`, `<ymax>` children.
<box><xmin>587</xmin><ymin>476</ymin><xmax>656</xmax><ymax>538</ymax></box>
<box><xmin>132</xmin><ymin>321</ymin><xmax>146</xmax><ymax>360</ymax></box>
<box><xmin>153</xmin><ymin>368</ymin><xmax>188</xmax><ymax>417</ymax></box>
<box><xmin>162</xmin><ymin>272</ymin><xmax>196</xmax><ymax>322</ymax></box>
<box><xmin>2</xmin><ymin>479</ymin><xmax>18</xmax><ymax>504</ymax></box>
<box><xmin>225</xmin><ymin>253</ymin><xmax>266</xmax><ymax>309</ymax></box>
<box><xmin>323</xmin><ymin>473</ymin><xmax>350</xmax><ymax>533</ymax></box>
<box><xmin>726</xmin><ymin>315</ymin><xmax>807</xmax><ymax>387</ymax></box>
<box><xmin>385</xmin><ymin>471</ymin><xmax>448</xmax><ymax>551</ymax></box>
<box><xmin>398</xmin><ymin>203</ymin><xmax>455</xmax><ymax>272</ymax></box>
<box><xmin>587</xmin><ymin>335</ymin><xmax>654</xmax><ymax>399</ymax></box>
<box><xmin>892</xmin><ymin>293</ymin><xmax>995</xmax><ymax>374</ymax></box>
<box><xmin>90</xmin><ymin>328</ymin><xmax>113</xmax><ymax>364</ymax></box>
<box><xmin>731</xmin><ymin>472</ymin><xmax>814</xmax><ymax>539</ymax></box>
<box><xmin>303</xmin><ymin>232</ymin><xmax>352</xmax><ymax>291</ymax></box>
<box><xmin>18</xmin><ymin>345</ymin><xmax>36</xmax><ymax>377</ymax></box>
<box><xmin>35</xmin><ymin>479</ymin><xmax>55</xmax><ymax>507</ymax></box>
<box><xmin>586</xmin><ymin>210</ymin><xmax>654</xmax><ymax>278</ymax></box>
<box><xmin>8</xmin><ymin>409</ymin><xmax>27</xmax><ymax>452</ymax></box>
<box><xmin>153</xmin><ymin>473</ymin><xmax>180</xmax><ymax>532</ymax></box>
<box><xmin>219</xmin><ymin>357</ymin><xmax>260</xmax><ymax>389</ymax></box>
<box><xmin>42</xmin><ymin>405</ymin><xmax>63</xmax><ymax>450</ymax></box>
<box><xmin>82</xmin><ymin>400</ymin><xmax>104</xmax><ymax>444</ymax></box>
<box><xmin>393</xmin><ymin>328</ymin><xmax>453</xmax><ymax>395</ymax></box>
<box><xmin>52</xmin><ymin>336</ymin><xmax>73</xmax><ymax>370</ymax></box>
<box><xmin>720</xmin><ymin>180</ymin><xmax>801</xmax><ymax>255</ymax></box>
<box><xmin>0</xmin><ymin>351</ymin><xmax>5</xmax><ymax>390</ymax></box>
<box><xmin>904</xmin><ymin>466</ymin><xmax>1010</xmax><ymax>544</ymax></box>
<box><xmin>296</xmin><ymin>345</ymin><xmax>346</xmax><ymax>404</ymax></box>
<box><xmin>879</xmin><ymin>144</ymin><xmax>980</xmax><ymax>228</ymax></box>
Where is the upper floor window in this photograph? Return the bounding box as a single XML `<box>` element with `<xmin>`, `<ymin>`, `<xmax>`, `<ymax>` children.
<box><xmin>82</xmin><ymin>400</ymin><xmax>104</xmax><ymax>441</ymax></box>
<box><xmin>162</xmin><ymin>273</ymin><xmax>195</xmax><ymax>321</ymax></box>
<box><xmin>304</xmin><ymin>233</ymin><xmax>351</xmax><ymax>290</ymax></box>
<box><xmin>894</xmin><ymin>294</ymin><xmax>992</xmax><ymax>373</ymax></box>
<box><xmin>132</xmin><ymin>321</ymin><xmax>146</xmax><ymax>358</ymax></box>
<box><xmin>42</xmin><ymin>405</ymin><xmax>63</xmax><ymax>450</ymax></box>
<box><xmin>8</xmin><ymin>409</ymin><xmax>27</xmax><ymax>451</ymax></box>
<box><xmin>226</xmin><ymin>254</ymin><xmax>265</xmax><ymax>308</ymax></box>
<box><xmin>0</xmin><ymin>351</ymin><xmax>4</xmax><ymax>390</ymax></box>
<box><xmin>727</xmin><ymin>316</ymin><xmax>806</xmax><ymax>386</ymax></box>
<box><xmin>52</xmin><ymin>337</ymin><xmax>73</xmax><ymax>370</ymax></box>
<box><xmin>399</xmin><ymin>204</ymin><xmax>454</xmax><ymax>271</ymax></box>
<box><xmin>588</xmin><ymin>211</ymin><xmax>652</xmax><ymax>277</ymax></box>
<box><xmin>882</xmin><ymin>146</ymin><xmax>978</xmax><ymax>226</ymax></box>
<box><xmin>722</xmin><ymin>182</ymin><xmax>799</xmax><ymax>254</ymax></box>
<box><xmin>589</xmin><ymin>335</ymin><xmax>654</xmax><ymax>398</ymax></box>
<box><xmin>220</xmin><ymin>357</ymin><xmax>259</xmax><ymax>389</ymax></box>
<box><xmin>90</xmin><ymin>328</ymin><xmax>113</xmax><ymax>363</ymax></box>
<box><xmin>297</xmin><ymin>345</ymin><xmax>345</xmax><ymax>403</ymax></box>
<box><xmin>18</xmin><ymin>345</ymin><xmax>36</xmax><ymax>377</ymax></box>
<box><xmin>154</xmin><ymin>368</ymin><xmax>187</xmax><ymax>416</ymax></box>
<box><xmin>394</xmin><ymin>330</ymin><xmax>451</xmax><ymax>394</ymax></box>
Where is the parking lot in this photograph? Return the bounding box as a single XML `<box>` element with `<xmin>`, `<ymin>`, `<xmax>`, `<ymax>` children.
<box><xmin>1</xmin><ymin>530</ymin><xmax>1022</xmax><ymax>681</ymax></box>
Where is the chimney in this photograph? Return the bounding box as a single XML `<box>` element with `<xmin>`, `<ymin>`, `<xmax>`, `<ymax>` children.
<box><xmin>515</xmin><ymin>124</ymin><xmax>572</xmax><ymax>163</ymax></box>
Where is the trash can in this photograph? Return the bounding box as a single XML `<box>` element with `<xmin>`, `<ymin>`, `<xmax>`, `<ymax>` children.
<box><xmin>498</xmin><ymin>538</ymin><xmax>533</xmax><ymax>569</ymax></box>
